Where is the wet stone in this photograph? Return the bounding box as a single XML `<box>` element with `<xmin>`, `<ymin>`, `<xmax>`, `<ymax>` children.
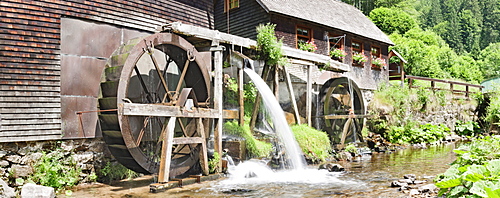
<box><xmin>403</xmin><ymin>174</ymin><xmax>416</xmax><ymax>180</ymax></box>
<box><xmin>398</xmin><ymin>179</ymin><xmax>413</xmax><ymax>184</ymax></box>
<box><xmin>419</xmin><ymin>184</ymin><xmax>438</xmax><ymax>193</ymax></box>
<box><xmin>391</xmin><ymin>181</ymin><xmax>408</xmax><ymax>187</ymax></box>
<box><xmin>409</xmin><ymin>189</ymin><xmax>420</xmax><ymax>196</ymax></box>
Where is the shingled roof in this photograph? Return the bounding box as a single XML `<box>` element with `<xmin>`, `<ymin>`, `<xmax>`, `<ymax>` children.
<box><xmin>256</xmin><ymin>0</ymin><xmax>394</xmax><ymax>45</ymax></box>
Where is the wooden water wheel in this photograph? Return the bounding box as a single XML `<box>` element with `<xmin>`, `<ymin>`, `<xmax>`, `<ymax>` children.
<box><xmin>98</xmin><ymin>32</ymin><xmax>214</xmax><ymax>180</ymax></box>
<box><xmin>319</xmin><ymin>77</ymin><xmax>365</xmax><ymax>145</ymax></box>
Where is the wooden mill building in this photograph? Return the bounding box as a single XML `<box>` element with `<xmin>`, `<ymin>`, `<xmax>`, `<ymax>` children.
<box><xmin>1</xmin><ymin>0</ymin><xmax>392</xmax><ymax>142</ymax></box>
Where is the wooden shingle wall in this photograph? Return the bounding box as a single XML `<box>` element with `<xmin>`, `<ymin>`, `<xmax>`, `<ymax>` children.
<box><xmin>0</xmin><ymin>0</ymin><xmax>214</xmax><ymax>142</ymax></box>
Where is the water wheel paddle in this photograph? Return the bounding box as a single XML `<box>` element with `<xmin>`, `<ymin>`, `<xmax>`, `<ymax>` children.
<box><xmin>319</xmin><ymin>77</ymin><xmax>365</xmax><ymax>144</ymax></box>
<box><xmin>99</xmin><ymin>33</ymin><xmax>211</xmax><ymax>178</ymax></box>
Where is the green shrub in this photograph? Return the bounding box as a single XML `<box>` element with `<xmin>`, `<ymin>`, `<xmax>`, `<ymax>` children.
<box><xmin>209</xmin><ymin>152</ymin><xmax>220</xmax><ymax>174</ymax></box>
<box><xmin>256</xmin><ymin>23</ymin><xmax>287</xmax><ymax>66</ymax></box>
<box><xmin>386</xmin><ymin>123</ymin><xmax>450</xmax><ymax>144</ymax></box>
<box><xmin>223</xmin><ymin>120</ymin><xmax>272</xmax><ymax>158</ymax></box>
<box><xmin>29</xmin><ymin>149</ymin><xmax>82</xmax><ymax>191</ymax></box>
<box><xmin>435</xmin><ymin>136</ymin><xmax>500</xmax><ymax>197</ymax></box>
<box><xmin>98</xmin><ymin>161</ymin><xmax>139</xmax><ymax>184</ymax></box>
<box><xmin>455</xmin><ymin>120</ymin><xmax>482</xmax><ymax>136</ymax></box>
<box><xmin>290</xmin><ymin>124</ymin><xmax>331</xmax><ymax>163</ymax></box>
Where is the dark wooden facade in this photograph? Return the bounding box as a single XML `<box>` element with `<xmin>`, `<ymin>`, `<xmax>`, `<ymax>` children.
<box><xmin>214</xmin><ymin>0</ymin><xmax>393</xmax><ymax>90</ymax></box>
<box><xmin>0</xmin><ymin>0</ymin><xmax>214</xmax><ymax>142</ymax></box>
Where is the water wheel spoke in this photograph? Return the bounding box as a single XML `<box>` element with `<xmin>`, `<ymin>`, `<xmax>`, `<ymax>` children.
<box><xmin>133</xmin><ymin>65</ymin><xmax>155</xmax><ymax>103</ymax></box>
<box><xmin>173</xmin><ymin>58</ymin><xmax>191</xmax><ymax>100</ymax></box>
<box><xmin>145</xmin><ymin>45</ymin><xmax>172</xmax><ymax>102</ymax></box>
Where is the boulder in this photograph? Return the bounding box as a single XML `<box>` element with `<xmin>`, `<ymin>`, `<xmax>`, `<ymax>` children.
<box><xmin>419</xmin><ymin>184</ymin><xmax>438</xmax><ymax>193</ymax></box>
<box><xmin>409</xmin><ymin>189</ymin><xmax>420</xmax><ymax>196</ymax></box>
<box><xmin>319</xmin><ymin>163</ymin><xmax>344</xmax><ymax>172</ymax></box>
<box><xmin>21</xmin><ymin>183</ymin><xmax>55</xmax><ymax>198</ymax></box>
<box><xmin>391</xmin><ymin>181</ymin><xmax>408</xmax><ymax>187</ymax></box>
<box><xmin>10</xmin><ymin>165</ymin><xmax>32</xmax><ymax>177</ymax></box>
<box><xmin>0</xmin><ymin>161</ymin><xmax>9</xmax><ymax>168</ymax></box>
<box><xmin>0</xmin><ymin>178</ymin><xmax>16</xmax><ymax>198</ymax></box>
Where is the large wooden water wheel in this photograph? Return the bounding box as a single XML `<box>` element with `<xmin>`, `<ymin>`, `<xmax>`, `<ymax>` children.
<box><xmin>99</xmin><ymin>32</ymin><xmax>213</xmax><ymax>180</ymax></box>
<box><xmin>319</xmin><ymin>77</ymin><xmax>365</xmax><ymax>145</ymax></box>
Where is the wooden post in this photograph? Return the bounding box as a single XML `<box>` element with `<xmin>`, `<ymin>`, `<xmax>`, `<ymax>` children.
<box><xmin>466</xmin><ymin>85</ymin><xmax>470</xmax><ymax>98</ymax></box>
<box><xmin>212</xmin><ymin>42</ymin><xmax>223</xmax><ymax>171</ymax></box>
<box><xmin>158</xmin><ymin>117</ymin><xmax>176</xmax><ymax>183</ymax></box>
<box><xmin>450</xmin><ymin>83</ymin><xmax>454</xmax><ymax>94</ymax></box>
<box><xmin>250</xmin><ymin>64</ymin><xmax>269</xmax><ymax>132</ymax></box>
<box><xmin>306</xmin><ymin>65</ymin><xmax>312</xmax><ymax>126</ymax></box>
<box><xmin>273</xmin><ymin>66</ymin><xmax>279</xmax><ymax>100</ymax></box>
<box><xmin>238</xmin><ymin>67</ymin><xmax>244</xmax><ymax>126</ymax></box>
<box><xmin>198</xmin><ymin>118</ymin><xmax>209</xmax><ymax>175</ymax></box>
<box><xmin>431</xmin><ymin>81</ymin><xmax>435</xmax><ymax>91</ymax></box>
<box><xmin>283</xmin><ymin>66</ymin><xmax>301</xmax><ymax>125</ymax></box>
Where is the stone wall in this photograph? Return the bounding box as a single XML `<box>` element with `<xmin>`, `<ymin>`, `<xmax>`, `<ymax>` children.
<box><xmin>413</xmin><ymin>97</ymin><xmax>478</xmax><ymax>130</ymax></box>
<box><xmin>0</xmin><ymin>139</ymin><xmax>108</xmax><ymax>188</ymax></box>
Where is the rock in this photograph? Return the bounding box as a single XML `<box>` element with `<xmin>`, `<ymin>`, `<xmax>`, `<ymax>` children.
<box><xmin>0</xmin><ymin>160</ymin><xmax>9</xmax><ymax>168</ymax></box>
<box><xmin>10</xmin><ymin>165</ymin><xmax>32</xmax><ymax>177</ymax></box>
<box><xmin>21</xmin><ymin>183</ymin><xmax>55</xmax><ymax>198</ymax></box>
<box><xmin>419</xmin><ymin>184</ymin><xmax>438</xmax><ymax>193</ymax></box>
<box><xmin>398</xmin><ymin>179</ymin><xmax>413</xmax><ymax>184</ymax></box>
<box><xmin>413</xmin><ymin>180</ymin><xmax>427</xmax><ymax>184</ymax></box>
<box><xmin>5</xmin><ymin>155</ymin><xmax>21</xmax><ymax>164</ymax></box>
<box><xmin>0</xmin><ymin>178</ymin><xmax>16</xmax><ymax>198</ymax></box>
<box><xmin>319</xmin><ymin>163</ymin><xmax>344</xmax><ymax>172</ymax></box>
<box><xmin>391</xmin><ymin>181</ymin><xmax>408</xmax><ymax>187</ymax></box>
<box><xmin>409</xmin><ymin>189</ymin><xmax>420</xmax><ymax>196</ymax></box>
<box><xmin>73</xmin><ymin>152</ymin><xmax>94</xmax><ymax>164</ymax></box>
<box><xmin>20</xmin><ymin>153</ymin><xmax>43</xmax><ymax>165</ymax></box>
<box><xmin>337</xmin><ymin>152</ymin><xmax>353</xmax><ymax>161</ymax></box>
<box><xmin>0</xmin><ymin>151</ymin><xmax>8</xmax><ymax>159</ymax></box>
<box><xmin>403</xmin><ymin>174</ymin><xmax>416</xmax><ymax>180</ymax></box>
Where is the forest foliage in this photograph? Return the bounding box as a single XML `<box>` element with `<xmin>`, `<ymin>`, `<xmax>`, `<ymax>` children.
<box><xmin>342</xmin><ymin>0</ymin><xmax>500</xmax><ymax>82</ymax></box>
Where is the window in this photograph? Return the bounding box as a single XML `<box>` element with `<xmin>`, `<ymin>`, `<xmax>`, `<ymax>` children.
<box><xmin>296</xmin><ymin>26</ymin><xmax>312</xmax><ymax>48</ymax></box>
<box><xmin>224</xmin><ymin>0</ymin><xmax>239</xmax><ymax>12</ymax></box>
<box><xmin>371</xmin><ymin>46</ymin><xmax>383</xmax><ymax>69</ymax></box>
<box><xmin>329</xmin><ymin>35</ymin><xmax>344</xmax><ymax>50</ymax></box>
<box><xmin>352</xmin><ymin>41</ymin><xmax>362</xmax><ymax>54</ymax></box>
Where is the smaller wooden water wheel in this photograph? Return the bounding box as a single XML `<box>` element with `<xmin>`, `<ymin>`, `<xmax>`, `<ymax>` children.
<box><xmin>99</xmin><ymin>32</ymin><xmax>214</xmax><ymax>181</ymax></box>
<box><xmin>319</xmin><ymin>77</ymin><xmax>365</xmax><ymax>145</ymax></box>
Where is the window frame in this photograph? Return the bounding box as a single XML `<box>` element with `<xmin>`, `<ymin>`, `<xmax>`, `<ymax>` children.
<box><xmin>224</xmin><ymin>0</ymin><xmax>239</xmax><ymax>12</ymax></box>
<box><xmin>371</xmin><ymin>46</ymin><xmax>381</xmax><ymax>69</ymax></box>
<box><xmin>351</xmin><ymin>40</ymin><xmax>364</xmax><ymax>66</ymax></box>
<box><xmin>328</xmin><ymin>34</ymin><xmax>344</xmax><ymax>51</ymax></box>
<box><xmin>296</xmin><ymin>26</ymin><xmax>312</xmax><ymax>49</ymax></box>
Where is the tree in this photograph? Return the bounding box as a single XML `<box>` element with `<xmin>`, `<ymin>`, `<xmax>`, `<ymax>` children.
<box><xmin>478</xmin><ymin>43</ymin><xmax>500</xmax><ymax>80</ymax></box>
<box><xmin>369</xmin><ymin>8</ymin><xmax>418</xmax><ymax>35</ymax></box>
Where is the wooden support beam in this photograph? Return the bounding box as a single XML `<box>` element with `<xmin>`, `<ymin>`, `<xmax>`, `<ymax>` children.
<box><xmin>306</xmin><ymin>65</ymin><xmax>312</xmax><ymax>126</ymax></box>
<box><xmin>212</xmin><ymin>42</ymin><xmax>223</xmax><ymax>172</ymax></box>
<box><xmin>324</xmin><ymin>114</ymin><xmax>373</xmax><ymax>119</ymax></box>
<box><xmin>238</xmin><ymin>67</ymin><xmax>244</xmax><ymax>126</ymax></box>
<box><xmin>198</xmin><ymin>118</ymin><xmax>209</xmax><ymax>176</ymax></box>
<box><xmin>283</xmin><ymin>66</ymin><xmax>301</xmax><ymax>125</ymax></box>
<box><xmin>158</xmin><ymin>117</ymin><xmax>176</xmax><ymax>183</ymax></box>
<box><xmin>171</xmin><ymin>137</ymin><xmax>204</xmax><ymax>144</ymax></box>
<box><xmin>120</xmin><ymin>103</ymin><xmax>221</xmax><ymax>118</ymax></box>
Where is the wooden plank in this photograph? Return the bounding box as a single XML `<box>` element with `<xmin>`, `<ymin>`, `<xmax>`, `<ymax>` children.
<box><xmin>1</xmin><ymin>118</ymin><xmax>61</xmax><ymax>125</ymax></box>
<box><xmin>0</xmin><ymin>73</ymin><xmax>61</xmax><ymax>81</ymax></box>
<box><xmin>0</xmin><ymin>80</ymin><xmax>60</xmax><ymax>86</ymax></box>
<box><xmin>172</xmin><ymin>137</ymin><xmax>204</xmax><ymax>145</ymax></box>
<box><xmin>1</xmin><ymin>108</ymin><xmax>61</xmax><ymax>113</ymax></box>
<box><xmin>0</xmin><ymin>97</ymin><xmax>60</xmax><ymax>102</ymax></box>
<box><xmin>0</xmin><ymin>129</ymin><xmax>61</xmax><ymax>137</ymax></box>
<box><xmin>121</xmin><ymin>103</ymin><xmax>221</xmax><ymax>118</ymax></box>
<box><xmin>0</xmin><ymin>91</ymin><xmax>60</xmax><ymax>97</ymax></box>
<box><xmin>223</xmin><ymin>109</ymin><xmax>239</xmax><ymax>119</ymax></box>
<box><xmin>0</xmin><ymin>67</ymin><xmax>61</xmax><ymax>76</ymax></box>
<box><xmin>0</xmin><ymin>124</ymin><xmax>61</xmax><ymax>131</ymax></box>
<box><xmin>0</xmin><ymin>85</ymin><xmax>60</xmax><ymax>92</ymax></box>
<box><xmin>1</xmin><ymin>113</ymin><xmax>60</xmax><ymax>119</ymax></box>
<box><xmin>0</xmin><ymin>102</ymin><xmax>60</xmax><ymax>108</ymax></box>
<box><xmin>0</xmin><ymin>134</ymin><xmax>62</xmax><ymax>143</ymax></box>
<box><xmin>324</xmin><ymin>114</ymin><xmax>373</xmax><ymax>119</ymax></box>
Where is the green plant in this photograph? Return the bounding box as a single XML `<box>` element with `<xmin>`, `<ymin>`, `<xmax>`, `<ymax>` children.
<box><xmin>298</xmin><ymin>40</ymin><xmax>317</xmax><ymax>52</ymax></box>
<box><xmin>455</xmin><ymin>120</ymin><xmax>482</xmax><ymax>136</ymax></box>
<box><xmin>290</xmin><ymin>124</ymin><xmax>331</xmax><ymax>163</ymax></box>
<box><xmin>29</xmin><ymin>149</ymin><xmax>81</xmax><ymax>191</ymax></box>
<box><xmin>371</xmin><ymin>57</ymin><xmax>386</xmax><ymax>68</ymax></box>
<box><xmin>344</xmin><ymin>143</ymin><xmax>358</xmax><ymax>155</ymax></box>
<box><xmin>223</xmin><ymin>120</ymin><xmax>272</xmax><ymax>158</ymax></box>
<box><xmin>352</xmin><ymin>53</ymin><xmax>368</xmax><ymax>63</ymax></box>
<box><xmin>256</xmin><ymin>23</ymin><xmax>288</xmax><ymax>66</ymax></box>
<box><xmin>330</xmin><ymin>48</ymin><xmax>346</xmax><ymax>59</ymax></box>
<box><xmin>98</xmin><ymin>162</ymin><xmax>139</xmax><ymax>184</ymax></box>
<box><xmin>209</xmin><ymin>152</ymin><xmax>220</xmax><ymax>174</ymax></box>
<box><xmin>386</xmin><ymin>123</ymin><xmax>449</xmax><ymax>144</ymax></box>
<box><xmin>435</xmin><ymin>136</ymin><xmax>500</xmax><ymax>197</ymax></box>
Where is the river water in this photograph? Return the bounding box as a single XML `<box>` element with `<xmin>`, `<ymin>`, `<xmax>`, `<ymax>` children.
<box><xmin>71</xmin><ymin>143</ymin><xmax>459</xmax><ymax>198</ymax></box>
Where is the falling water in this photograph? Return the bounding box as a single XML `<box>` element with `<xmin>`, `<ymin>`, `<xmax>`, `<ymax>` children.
<box><xmin>244</xmin><ymin>68</ymin><xmax>306</xmax><ymax>170</ymax></box>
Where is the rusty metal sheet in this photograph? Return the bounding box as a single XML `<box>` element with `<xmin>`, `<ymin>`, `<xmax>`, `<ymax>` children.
<box><xmin>61</xmin><ymin>18</ymin><xmax>122</xmax><ymax>58</ymax></box>
<box><xmin>60</xmin><ymin>55</ymin><xmax>106</xmax><ymax>97</ymax></box>
<box><xmin>60</xmin><ymin>96</ymin><xmax>101</xmax><ymax>139</ymax></box>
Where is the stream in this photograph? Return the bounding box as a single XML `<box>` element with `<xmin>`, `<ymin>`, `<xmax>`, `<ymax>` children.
<box><xmin>70</xmin><ymin>143</ymin><xmax>460</xmax><ymax>198</ymax></box>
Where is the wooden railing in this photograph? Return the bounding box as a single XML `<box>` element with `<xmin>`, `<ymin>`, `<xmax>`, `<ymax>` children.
<box><xmin>406</xmin><ymin>75</ymin><xmax>483</xmax><ymax>98</ymax></box>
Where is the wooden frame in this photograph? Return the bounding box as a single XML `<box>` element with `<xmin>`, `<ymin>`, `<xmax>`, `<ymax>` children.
<box><xmin>296</xmin><ymin>25</ymin><xmax>312</xmax><ymax>49</ymax></box>
<box><xmin>370</xmin><ymin>45</ymin><xmax>381</xmax><ymax>69</ymax></box>
<box><xmin>351</xmin><ymin>40</ymin><xmax>364</xmax><ymax>67</ymax></box>
<box><xmin>329</xmin><ymin>34</ymin><xmax>344</xmax><ymax>50</ymax></box>
<box><xmin>224</xmin><ymin>0</ymin><xmax>239</xmax><ymax>12</ymax></box>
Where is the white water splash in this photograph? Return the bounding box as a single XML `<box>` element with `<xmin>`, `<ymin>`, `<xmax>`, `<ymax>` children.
<box><xmin>244</xmin><ymin>68</ymin><xmax>306</xmax><ymax>170</ymax></box>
